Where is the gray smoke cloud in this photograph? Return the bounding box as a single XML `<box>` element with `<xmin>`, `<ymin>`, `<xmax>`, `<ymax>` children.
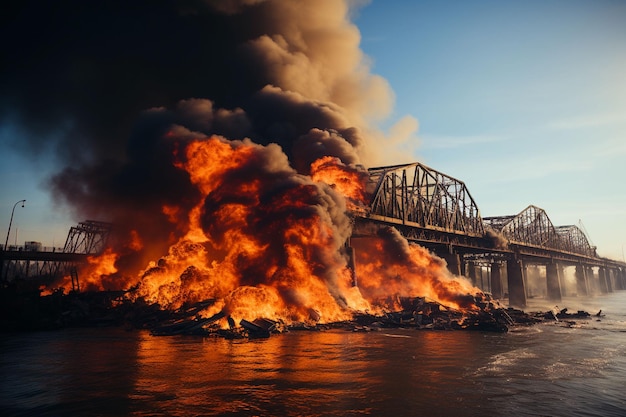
<box><xmin>1</xmin><ymin>0</ymin><xmax>395</xmax><ymax>279</ymax></box>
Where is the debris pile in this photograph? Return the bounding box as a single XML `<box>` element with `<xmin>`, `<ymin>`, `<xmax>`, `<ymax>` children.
<box><xmin>127</xmin><ymin>295</ymin><xmax>541</xmax><ymax>337</ymax></box>
<box><xmin>4</xmin><ymin>286</ymin><xmax>602</xmax><ymax>338</ymax></box>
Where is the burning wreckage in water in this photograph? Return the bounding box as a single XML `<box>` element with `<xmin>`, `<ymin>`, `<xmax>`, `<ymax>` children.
<box><xmin>143</xmin><ymin>294</ymin><xmax>523</xmax><ymax>338</ymax></box>
<box><xmin>0</xmin><ymin>1</ymin><xmax>602</xmax><ymax>337</ymax></box>
<box><xmin>1</xmin><ymin>279</ymin><xmax>598</xmax><ymax>336</ymax></box>
<box><xmin>45</xmin><ymin>288</ymin><xmax>542</xmax><ymax>337</ymax></box>
<box><xmin>24</xmin><ymin>286</ymin><xmax>590</xmax><ymax>337</ymax></box>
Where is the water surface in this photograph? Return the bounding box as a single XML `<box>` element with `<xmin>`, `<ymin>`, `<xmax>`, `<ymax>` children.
<box><xmin>2</xmin><ymin>292</ymin><xmax>625</xmax><ymax>416</ymax></box>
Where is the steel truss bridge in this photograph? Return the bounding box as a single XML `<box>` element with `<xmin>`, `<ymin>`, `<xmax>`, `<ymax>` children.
<box><xmin>351</xmin><ymin>162</ymin><xmax>626</xmax><ymax>307</ymax></box>
<box><xmin>0</xmin><ymin>221</ymin><xmax>112</xmax><ymax>292</ymax></box>
<box><xmin>1</xmin><ymin>163</ymin><xmax>624</xmax><ymax>308</ymax></box>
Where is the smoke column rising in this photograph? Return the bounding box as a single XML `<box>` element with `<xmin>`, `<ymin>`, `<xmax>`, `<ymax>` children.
<box><xmin>2</xmin><ymin>0</ymin><xmax>391</xmax><ymax>269</ymax></box>
<box><xmin>2</xmin><ymin>0</ymin><xmax>482</xmax><ymax>321</ymax></box>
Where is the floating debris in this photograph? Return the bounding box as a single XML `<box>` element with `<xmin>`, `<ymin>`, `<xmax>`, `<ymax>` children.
<box><xmin>6</xmin><ymin>286</ymin><xmax>597</xmax><ymax>339</ymax></box>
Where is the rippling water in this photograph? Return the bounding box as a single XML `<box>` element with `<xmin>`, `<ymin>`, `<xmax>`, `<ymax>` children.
<box><xmin>2</xmin><ymin>292</ymin><xmax>626</xmax><ymax>417</ymax></box>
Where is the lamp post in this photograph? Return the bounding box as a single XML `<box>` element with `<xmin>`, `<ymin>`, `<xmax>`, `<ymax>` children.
<box><xmin>4</xmin><ymin>199</ymin><xmax>26</xmax><ymax>251</ymax></box>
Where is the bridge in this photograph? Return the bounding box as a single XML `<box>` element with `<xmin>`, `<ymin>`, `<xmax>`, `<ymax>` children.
<box><xmin>0</xmin><ymin>221</ymin><xmax>112</xmax><ymax>292</ymax></box>
<box><xmin>2</xmin><ymin>163</ymin><xmax>624</xmax><ymax>308</ymax></box>
<box><xmin>350</xmin><ymin>162</ymin><xmax>626</xmax><ymax>308</ymax></box>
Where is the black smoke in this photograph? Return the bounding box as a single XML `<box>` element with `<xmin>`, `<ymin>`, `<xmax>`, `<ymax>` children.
<box><xmin>1</xmin><ymin>0</ymin><xmax>392</xmax><ymax>280</ymax></box>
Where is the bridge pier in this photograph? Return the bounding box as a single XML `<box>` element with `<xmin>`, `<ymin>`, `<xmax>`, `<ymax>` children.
<box><xmin>619</xmin><ymin>268</ymin><xmax>626</xmax><ymax>290</ymax></box>
<box><xmin>598</xmin><ymin>267</ymin><xmax>610</xmax><ymax>294</ymax></box>
<box><xmin>575</xmin><ymin>264</ymin><xmax>589</xmax><ymax>297</ymax></box>
<box><xmin>618</xmin><ymin>268</ymin><xmax>626</xmax><ymax>290</ymax></box>
<box><xmin>557</xmin><ymin>263</ymin><xmax>569</xmax><ymax>297</ymax></box>
<box><xmin>466</xmin><ymin>261</ymin><xmax>479</xmax><ymax>287</ymax></box>
<box><xmin>507</xmin><ymin>258</ymin><xmax>526</xmax><ymax>308</ymax></box>
<box><xmin>439</xmin><ymin>251</ymin><xmax>462</xmax><ymax>277</ymax></box>
<box><xmin>613</xmin><ymin>268</ymin><xmax>621</xmax><ymax>290</ymax></box>
<box><xmin>587</xmin><ymin>266</ymin><xmax>598</xmax><ymax>294</ymax></box>
<box><xmin>490</xmin><ymin>262</ymin><xmax>504</xmax><ymax>300</ymax></box>
<box><xmin>546</xmin><ymin>261</ymin><xmax>562</xmax><ymax>302</ymax></box>
<box><xmin>607</xmin><ymin>268</ymin><xmax>615</xmax><ymax>292</ymax></box>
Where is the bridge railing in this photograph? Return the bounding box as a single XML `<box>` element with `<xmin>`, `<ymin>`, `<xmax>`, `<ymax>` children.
<box><xmin>2</xmin><ymin>245</ymin><xmax>65</xmax><ymax>253</ymax></box>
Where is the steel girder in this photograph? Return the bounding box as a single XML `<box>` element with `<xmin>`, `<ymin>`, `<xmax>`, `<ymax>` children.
<box><xmin>367</xmin><ymin>163</ymin><xmax>484</xmax><ymax>236</ymax></box>
<box><xmin>63</xmin><ymin>220</ymin><xmax>112</xmax><ymax>255</ymax></box>
<box><xmin>1</xmin><ymin>221</ymin><xmax>111</xmax><ymax>284</ymax></box>
<box><xmin>2</xmin><ymin>258</ymin><xmax>73</xmax><ymax>283</ymax></box>
<box><xmin>483</xmin><ymin>205</ymin><xmax>595</xmax><ymax>257</ymax></box>
<box><xmin>555</xmin><ymin>225</ymin><xmax>596</xmax><ymax>257</ymax></box>
<box><xmin>484</xmin><ymin>205</ymin><xmax>559</xmax><ymax>248</ymax></box>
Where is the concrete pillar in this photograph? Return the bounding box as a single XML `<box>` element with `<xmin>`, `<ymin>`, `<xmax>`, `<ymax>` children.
<box><xmin>606</xmin><ymin>269</ymin><xmax>614</xmax><ymax>292</ymax></box>
<box><xmin>546</xmin><ymin>262</ymin><xmax>562</xmax><ymax>302</ymax></box>
<box><xmin>467</xmin><ymin>261</ymin><xmax>478</xmax><ymax>286</ymax></box>
<box><xmin>614</xmin><ymin>268</ymin><xmax>622</xmax><ymax>290</ymax></box>
<box><xmin>587</xmin><ymin>266</ymin><xmax>597</xmax><ymax>294</ymax></box>
<box><xmin>558</xmin><ymin>265</ymin><xmax>566</xmax><ymax>296</ymax></box>
<box><xmin>575</xmin><ymin>264</ymin><xmax>589</xmax><ymax>297</ymax></box>
<box><xmin>617</xmin><ymin>268</ymin><xmax>626</xmax><ymax>290</ymax></box>
<box><xmin>476</xmin><ymin>265</ymin><xmax>489</xmax><ymax>292</ymax></box>
<box><xmin>507</xmin><ymin>258</ymin><xmax>526</xmax><ymax>308</ymax></box>
<box><xmin>440</xmin><ymin>251</ymin><xmax>462</xmax><ymax>277</ymax></box>
<box><xmin>598</xmin><ymin>267</ymin><xmax>609</xmax><ymax>294</ymax></box>
<box><xmin>490</xmin><ymin>262</ymin><xmax>504</xmax><ymax>300</ymax></box>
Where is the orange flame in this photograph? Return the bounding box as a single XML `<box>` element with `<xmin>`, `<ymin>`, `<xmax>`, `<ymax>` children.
<box><xmin>310</xmin><ymin>156</ymin><xmax>369</xmax><ymax>204</ymax></box>
<box><xmin>85</xmin><ymin>134</ymin><xmax>486</xmax><ymax>325</ymax></box>
<box><xmin>131</xmin><ymin>136</ymin><xmax>366</xmax><ymax>324</ymax></box>
<box><xmin>67</xmin><ymin>247</ymin><xmax>120</xmax><ymax>292</ymax></box>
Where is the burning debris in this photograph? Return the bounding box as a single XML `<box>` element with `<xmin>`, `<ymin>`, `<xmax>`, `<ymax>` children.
<box><xmin>122</xmin><ymin>293</ymin><xmax>535</xmax><ymax>337</ymax></box>
<box><xmin>2</xmin><ymin>1</ymin><xmax>483</xmax><ymax>321</ymax></box>
<box><xmin>0</xmin><ymin>1</ymin><xmax>586</xmax><ymax>337</ymax></box>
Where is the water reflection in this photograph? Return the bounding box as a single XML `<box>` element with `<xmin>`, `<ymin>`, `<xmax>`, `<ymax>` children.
<box><xmin>2</xmin><ymin>295</ymin><xmax>626</xmax><ymax>417</ymax></box>
<box><xmin>0</xmin><ymin>327</ymin><xmax>140</xmax><ymax>416</ymax></box>
<box><xmin>132</xmin><ymin>330</ymin><xmax>378</xmax><ymax>416</ymax></box>
<box><xmin>130</xmin><ymin>329</ymin><xmax>490</xmax><ymax>416</ymax></box>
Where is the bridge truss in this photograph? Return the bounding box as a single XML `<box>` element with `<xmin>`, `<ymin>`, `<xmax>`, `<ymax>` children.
<box><xmin>484</xmin><ymin>205</ymin><xmax>596</xmax><ymax>257</ymax></box>
<box><xmin>366</xmin><ymin>162</ymin><xmax>484</xmax><ymax>236</ymax></box>
<box><xmin>63</xmin><ymin>220</ymin><xmax>112</xmax><ymax>255</ymax></box>
<box><xmin>1</xmin><ymin>221</ymin><xmax>112</xmax><ymax>288</ymax></box>
<box><xmin>353</xmin><ymin>163</ymin><xmax>622</xmax><ymax>273</ymax></box>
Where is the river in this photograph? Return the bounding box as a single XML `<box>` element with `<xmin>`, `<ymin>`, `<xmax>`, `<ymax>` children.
<box><xmin>1</xmin><ymin>291</ymin><xmax>625</xmax><ymax>417</ymax></box>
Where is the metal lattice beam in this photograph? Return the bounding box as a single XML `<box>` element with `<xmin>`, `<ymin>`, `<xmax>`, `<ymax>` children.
<box><xmin>367</xmin><ymin>162</ymin><xmax>484</xmax><ymax>236</ymax></box>
<box><xmin>63</xmin><ymin>220</ymin><xmax>112</xmax><ymax>255</ymax></box>
<box><xmin>484</xmin><ymin>205</ymin><xmax>560</xmax><ymax>250</ymax></box>
<box><xmin>556</xmin><ymin>225</ymin><xmax>596</xmax><ymax>257</ymax></box>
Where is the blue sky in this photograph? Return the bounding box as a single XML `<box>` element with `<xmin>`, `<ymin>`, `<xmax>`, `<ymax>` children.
<box><xmin>1</xmin><ymin>0</ymin><xmax>625</xmax><ymax>260</ymax></box>
<box><xmin>355</xmin><ymin>0</ymin><xmax>626</xmax><ymax>260</ymax></box>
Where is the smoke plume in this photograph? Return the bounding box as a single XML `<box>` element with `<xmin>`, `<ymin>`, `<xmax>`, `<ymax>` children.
<box><xmin>2</xmin><ymin>0</ymin><xmax>484</xmax><ymax>321</ymax></box>
<box><xmin>1</xmin><ymin>0</ymin><xmax>391</xmax><ymax>273</ymax></box>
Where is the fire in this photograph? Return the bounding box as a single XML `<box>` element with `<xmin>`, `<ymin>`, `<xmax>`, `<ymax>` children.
<box><xmin>310</xmin><ymin>156</ymin><xmax>369</xmax><ymax>204</ymax></box>
<box><xmin>121</xmin><ymin>134</ymin><xmax>485</xmax><ymax>326</ymax></box>
<box><xmin>352</xmin><ymin>230</ymin><xmax>481</xmax><ymax>311</ymax></box>
<box><xmin>129</xmin><ymin>135</ymin><xmax>365</xmax><ymax>324</ymax></box>
<box><xmin>67</xmin><ymin>247</ymin><xmax>119</xmax><ymax>292</ymax></box>
<box><xmin>17</xmin><ymin>0</ymin><xmax>490</xmax><ymax>326</ymax></box>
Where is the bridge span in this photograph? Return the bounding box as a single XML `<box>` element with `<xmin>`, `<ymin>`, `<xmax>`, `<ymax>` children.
<box><xmin>0</xmin><ymin>221</ymin><xmax>112</xmax><ymax>292</ymax></box>
<box><xmin>350</xmin><ymin>162</ymin><xmax>626</xmax><ymax>308</ymax></box>
<box><xmin>2</xmin><ymin>163</ymin><xmax>624</xmax><ymax>308</ymax></box>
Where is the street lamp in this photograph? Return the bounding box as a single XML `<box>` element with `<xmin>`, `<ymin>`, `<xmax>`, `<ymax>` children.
<box><xmin>4</xmin><ymin>199</ymin><xmax>26</xmax><ymax>251</ymax></box>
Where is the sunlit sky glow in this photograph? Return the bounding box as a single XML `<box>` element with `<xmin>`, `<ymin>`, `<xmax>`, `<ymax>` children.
<box><xmin>1</xmin><ymin>0</ymin><xmax>625</xmax><ymax>260</ymax></box>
